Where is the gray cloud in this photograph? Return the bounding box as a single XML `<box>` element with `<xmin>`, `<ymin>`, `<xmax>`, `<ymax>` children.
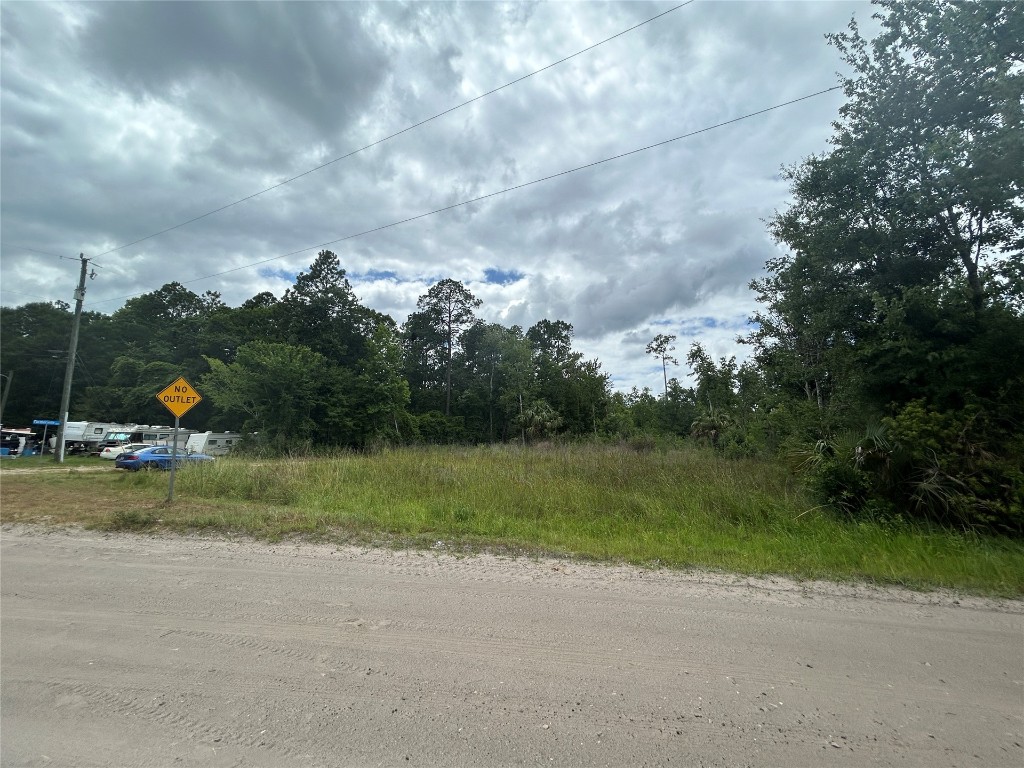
<box><xmin>1</xmin><ymin>0</ymin><xmax>873</xmax><ymax>392</ymax></box>
<box><xmin>78</xmin><ymin>2</ymin><xmax>389</xmax><ymax>137</ymax></box>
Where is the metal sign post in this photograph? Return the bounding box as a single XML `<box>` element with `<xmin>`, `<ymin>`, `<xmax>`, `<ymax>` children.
<box><xmin>155</xmin><ymin>377</ymin><xmax>202</xmax><ymax>502</ymax></box>
<box><xmin>169</xmin><ymin>416</ymin><xmax>181</xmax><ymax>502</ymax></box>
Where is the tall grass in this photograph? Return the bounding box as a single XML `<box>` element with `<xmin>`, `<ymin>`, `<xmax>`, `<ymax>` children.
<box><xmin>4</xmin><ymin>445</ymin><xmax>1018</xmax><ymax>593</ymax></box>
<box><xmin>160</xmin><ymin>444</ymin><xmax>1024</xmax><ymax>594</ymax></box>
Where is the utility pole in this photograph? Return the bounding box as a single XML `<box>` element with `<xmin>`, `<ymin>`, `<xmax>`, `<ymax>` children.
<box><xmin>54</xmin><ymin>254</ymin><xmax>93</xmax><ymax>463</ymax></box>
<box><xmin>0</xmin><ymin>371</ymin><xmax>12</xmax><ymax>425</ymax></box>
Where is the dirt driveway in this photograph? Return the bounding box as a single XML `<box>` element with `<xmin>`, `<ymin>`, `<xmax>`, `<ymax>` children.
<box><xmin>2</xmin><ymin>526</ymin><xmax>1021</xmax><ymax>767</ymax></box>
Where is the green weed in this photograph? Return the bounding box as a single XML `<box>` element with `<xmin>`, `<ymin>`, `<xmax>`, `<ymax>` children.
<box><xmin>3</xmin><ymin>446</ymin><xmax>1022</xmax><ymax>595</ymax></box>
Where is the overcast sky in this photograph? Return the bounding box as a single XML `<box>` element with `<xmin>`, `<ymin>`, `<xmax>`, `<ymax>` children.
<box><xmin>1</xmin><ymin>0</ymin><xmax>873</xmax><ymax>393</ymax></box>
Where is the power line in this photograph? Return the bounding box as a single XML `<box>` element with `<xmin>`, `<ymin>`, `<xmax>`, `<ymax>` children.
<box><xmin>92</xmin><ymin>2</ymin><xmax>694</xmax><ymax>258</ymax></box>
<box><xmin>21</xmin><ymin>247</ymin><xmax>70</xmax><ymax>260</ymax></box>
<box><xmin>0</xmin><ymin>288</ymin><xmax>59</xmax><ymax>302</ymax></box>
<box><xmin>4</xmin><ymin>248</ymin><xmax>105</xmax><ymax>269</ymax></box>
<box><xmin>90</xmin><ymin>85</ymin><xmax>841</xmax><ymax>307</ymax></box>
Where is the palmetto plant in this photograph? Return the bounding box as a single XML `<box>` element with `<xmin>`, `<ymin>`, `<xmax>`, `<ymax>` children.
<box><xmin>788</xmin><ymin>420</ymin><xmax>896</xmax><ymax>516</ymax></box>
<box><xmin>909</xmin><ymin>454</ymin><xmax>969</xmax><ymax>519</ymax></box>
<box><xmin>515</xmin><ymin>400</ymin><xmax>563</xmax><ymax>443</ymax></box>
<box><xmin>689</xmin><ymin>405</ymin><xmax>734</xmax><ymax>447</ymax></box>
<box><xmin>791</xmin><ymin>405</ymin><xmax>1021</xmax><ymax>532</ymax></box>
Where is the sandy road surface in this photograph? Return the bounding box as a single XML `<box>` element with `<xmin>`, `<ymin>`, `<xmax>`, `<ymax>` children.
<box><xmin>2</xmin><ymin>526</ymin><xmax>1022</xmax><ymax>767</ymax></box>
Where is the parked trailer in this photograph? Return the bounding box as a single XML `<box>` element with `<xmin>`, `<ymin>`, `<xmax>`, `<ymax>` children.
<box><xmin>185</xmin><ymin>432</ymin><xmax>241</xmax><ymax>456</ymax></box>
<box><xmin>100</xmin><ymin>425</ymin><xmax>198</xmax><ymax>450</ymax></box>
<box><xmin>59</xmin><ymin>422</ymin><xmax>134</xmax><ymax>455</ymax></box>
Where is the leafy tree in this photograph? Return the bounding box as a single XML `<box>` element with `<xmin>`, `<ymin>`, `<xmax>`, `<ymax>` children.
<box><xmin>459</xmin><ymin>322</ymin><xmax>533</xmax><ymax>442</ymax></box>
<box><xmin>747</xmin><ymin>252</ymin><xmax>865</xmax><ymax>417</ymax></box>
<box><xmin>755</xmin><ymin>0</ymin><xmax>1024</xmax><ymax>529</ymax></box>
<box><xmin>759</xmin><ymin>0</ymin><xmax>1023</xmax><ymax>421</ymax></box>
<box><xmin>112</xmin><ymin>282</ymin><xmax>225</xmax><ymax>366</ymax></box>
<box><xmin>661</xmin><ymin>377</ymin><xmax>698</xmax><ymax>438</ymax></box>
<box><xmin>686</xmin><ymin>344</ymin><xmax>739</xmax><ymax>414</ymax></box>
<box><xmin>775</xmin><ymin>0</ymin><xmax>1022</xmax><ymax>314</ymax></box>
<box><xmin>402</xmin><ymin>307</ymin><xmax>446</xmax><ymax>414</ymax></box>
<box><xmin>623</xmin><ymin>387</ymin><xmax>660</xmax><ymax>434</ymax></box>
<box><xmin>645</xmin><ymin>333</ymin><xmax>679</xmax><ymax>399</ymax></box>
<box><xmin>526</xmin><ymin>319</ymin><xmax>610</xmax><ymax>437</ymax></box>
<box><xmin>0</xmin><ymin>302</ymin><xmax>74</xmax><ymax>425</ymax></box>
<box><xmin>410</xmin><ymin>279</ymin><xmax>481</xmax><ymax>416</ymax></box>
<box><xmin>357</xmin><ymin>322</ymin><xmax>412</xmax><ymax>442</ymax></box>
<box><xmin>526</xmin><ymin>320</ymin><xmax>576</xmax><ymax>364</ymax></box>
<box><xmin>279</xmin><ymin>250</ymin><xmax>382</xmax><ymax>367</ymax></box>
<box><xmin>79</xmin><ymin>356</ymin><xmax>204</xmax><ymax>427</ymax></box>
<box><xmin>201</xmin><ymin>341</ymin><xmax>335</xmax><ymax>447</ymax></box>
<box><xmin>197</xmin><ymin>296</ymin><xmax>285</xmax><ymax>363</ymax></box>
<box><xmin>600</xmin><ymin>391</ymin><xmax>636</xmax><ymax>438</ymax></box>
<box><xmin>493</xmin><ymin>332</ymin><xmax>536</xmax><ymax>443</ymax></box>
<box><xmin>559</xmin><ymin>358</ymin><xmax>611</xmax><ymax>438</ymax></box>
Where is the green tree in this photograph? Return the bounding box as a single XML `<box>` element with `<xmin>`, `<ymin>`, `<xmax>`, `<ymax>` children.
<box><xmin>201</xmin><ymin>341</ymin><xmax>334</xmax><ymax>447</ymax></box>
<box><xmin>459</xmin><ymin>322</ymin><xmax>533</xmax><ymax>442</ymax></box>
<box><xmin>526</xmin><ymin>320</ymin><xmax>610</xmax><ymax>437</ymax></box>
<box><xmin>279</xmin><ymin>251</ymin><xmax>383</xmax><ymax>367</ymax></box>
<box><xmin>759</xmin><ymin>0</ymin><xmax>1023</xmax><ymax>422</ymax></box>
<box><xmin>493</xmin><ymin>331</ymin><xmax>536</xmax><ymax>443</ymax></box>
<box><xmin>410</xmin><ymin>279</ymin><xmax>481</xmax><ymax>416</ymax></box>
<box><xmin>747</xmin><ymin>250</ymin><xmax>866</xmax><ymax>428</ymax></box>
<box><xmin>645</xmin><ymin>333</ymin><xmax>678</xmax><ymax>399</ymax></box>
<box><xmin>357</xmin><ymin>322</ymin><xmax>412</xmax><ymax>442</ymax></box>
<box><xmin>111</xmin><ymin>282</ymin><xmax>225</xmax><ymax>366</ymax></box>
<box><xmin>526</xmin><ymin>320</ymin><xmax>576</xmax><ymax>364</ymax></box>
<box><xmin>623</xmin><ymin>387</ymin><xmax>660</xmax><ymax>434</ymax></box>
<box><xmin>0</xmin><ymin>302</ymin><xmax>75</xmax><ymax>426</ymax></box>
<box><xmin>756</xmin><ymin>0</ymin><xmax>1024</xmax><ymax>528</ymax></box>
<box><xmin>774</xmin><ymin>1</ymin><xmax>1022</xmax><ymax>314</ymax></box>
<box><xmin>686</xmin><ymin>344</ymin><xmax>739</xmax><ymax>414</ymax></box>
<box><xmin>661</xmin><ymin>377</ymin><xmax>698</xmax><ymax>438</ymax></box>
<box><xmin>402</xmin><ymin>307</ymin><xmax>446</xmax><ymax>415</ymax></box>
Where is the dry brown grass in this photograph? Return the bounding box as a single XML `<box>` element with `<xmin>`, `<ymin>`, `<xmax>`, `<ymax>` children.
<box><xmin>0</xmin><ymin>466</ymin><xmax>219</xmax><ymax>528</ymax></box>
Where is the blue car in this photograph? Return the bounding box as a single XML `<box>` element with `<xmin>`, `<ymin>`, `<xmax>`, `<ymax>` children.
<box><xmin>115</xmin><ymin>445</ymin><xmax>215</xmax><ymax>471</ymax></box>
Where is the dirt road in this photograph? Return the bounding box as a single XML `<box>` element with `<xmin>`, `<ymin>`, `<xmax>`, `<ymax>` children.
<box><xmin>2</xmin><ymin>526</ymin><xmax>1021</xmax><ymax>767</ymax></box>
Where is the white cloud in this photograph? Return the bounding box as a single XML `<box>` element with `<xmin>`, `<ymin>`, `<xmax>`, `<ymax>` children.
<box><xmin>1</xmin><ymin>0</ymin><xmax>873</xmax><ymax>392</ymax></box>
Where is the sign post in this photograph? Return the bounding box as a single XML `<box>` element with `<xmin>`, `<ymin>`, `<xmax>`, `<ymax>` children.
<box><xmin>155</xmin><ymin>377</ymin><xmax>202</xmax><ymax>501</ymax></box>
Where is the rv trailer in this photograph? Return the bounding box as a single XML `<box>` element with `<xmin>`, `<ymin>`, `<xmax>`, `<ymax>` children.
<box><xmin>100</xmin><ymin>425</ymin><xmax>198</xmax><ymax>451</ymax></box>
<box><xmin>185</xmin><ymin>432</ymin><xmax>242</xmax><ymax>456</ymax></box>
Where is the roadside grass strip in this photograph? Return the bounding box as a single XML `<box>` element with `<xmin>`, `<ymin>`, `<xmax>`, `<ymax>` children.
<box><xmin>2</xmin><ymin>444</ymin><xmax>1021</xmax><ymax>595</ymax></box>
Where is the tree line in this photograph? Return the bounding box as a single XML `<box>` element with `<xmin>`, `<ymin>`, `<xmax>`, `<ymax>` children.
<box><xmin>2</xmin><ymin>1</ymin><xmax>1020</xmax><ymax>532</ymax></box>
<box><xmin>0</xmin><ymin>258</ymin><xmax>620</xmax><ymax>449</ymax></box>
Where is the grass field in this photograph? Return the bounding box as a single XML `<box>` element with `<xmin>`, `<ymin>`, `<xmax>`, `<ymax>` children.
<box><xmin>2</xmin><ymin>445</ymin><xmax>1022</xmax><ymax>596</ymax></box>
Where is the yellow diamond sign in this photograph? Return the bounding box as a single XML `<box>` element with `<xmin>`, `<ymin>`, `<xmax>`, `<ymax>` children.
<box><xmin>156</xmin><ymin>376</ymin><xmax>202</xmax><ymax>418</ymax></box>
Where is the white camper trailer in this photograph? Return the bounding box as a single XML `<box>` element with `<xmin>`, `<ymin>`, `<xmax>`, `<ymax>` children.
<box><xmin>100</xmin><ymin>425</ymin><xmax>198</xmax><ymax>450</ymax></box>
<box><xmin>185</xmin><ymin>432</ymin><xmax>241</xmax><ymax>456</ymax></box>
<box><xmin>60</xmin><ymin>421</ymin><xmax>133</xmax><ymax>454</ymax></box>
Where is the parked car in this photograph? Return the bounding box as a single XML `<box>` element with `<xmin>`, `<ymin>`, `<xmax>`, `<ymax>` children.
<box><xmin>99</xmin><ymin>442</ymin><xmax>153</xmax><ymax>460</ymax></box>
<box><xmin>115</xmin><ymin>445</ymin><xmax>215</xmax><ymax>471</ymax></box>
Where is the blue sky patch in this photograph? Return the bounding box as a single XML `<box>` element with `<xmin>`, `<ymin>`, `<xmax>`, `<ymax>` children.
<box><xmin>259</xmin><ymin>268</ymin><xmax>297</xmax><ymax>283</ymax></box>
<box><xmin>352</xmin><ymin>269</ymin><xmax>399</xmax><ymax>281</ymax></box>
<box><xmin>483</xmin><ymin>267</ymin><xmax>525</xmax><ymax>286</ymax></box>
<box><xmin>674</xmin><ymin>315</ymin><xmax>753</xmax><ymax>336</ymax></box>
